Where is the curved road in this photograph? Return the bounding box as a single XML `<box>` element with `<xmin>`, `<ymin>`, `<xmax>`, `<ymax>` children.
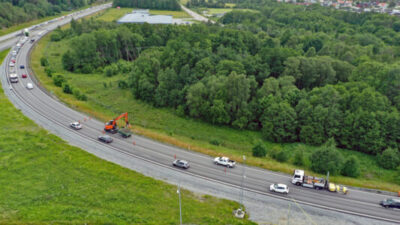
<box><xmin>0</xmin><ymin>5</ymin><xmax>399</xmax><ymax>224</ymax></box>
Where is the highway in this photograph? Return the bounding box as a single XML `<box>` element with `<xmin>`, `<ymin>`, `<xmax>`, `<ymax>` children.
<box><xmin>0</xmin><ymin>4</ymin><xmax>399</xmax><ymax>224</ymax></box>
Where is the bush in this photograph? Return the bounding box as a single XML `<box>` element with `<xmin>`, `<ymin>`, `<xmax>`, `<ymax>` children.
<box><xmin>252</xmin><ymin>142</ymin><xmax>267</xmax><ymax>157</ymax></box>
<box><xmin>209</xmin><ymin>139</ymin><xmax>220</xmax><ymax>146</ymax></box>
<box><xmin>275</xmin><ymin>150</ymin><xmax>288</xmax><ymax>162</ymax></box>
<box><xmin>53</xmin><ymin>75</ymin><xmax>65</xmax><ymax>87</ymax></box>
<box><xmin>118</xmin><ymin>80</ymin><xmax>129</xmax><ymax>89</ymax></box>
<box><xmin>81</xmin><ymin>64</ymin><xmax>94</xmax><ymax>74</ymax></box>
<box><xmin>44</xmin><ymin>67</ymin><xmax>53</xmax><ymax>77</ymax></box>
<box><xmin>103</xmin><ymin>82</ymin><xmax>107</xmax><ymax>88</ymax></box>
<box><xmin>104</xmin><ymin>64</ymin><xmax>119</xmax><ymax>77</ymax></box>
<box><xmin>73</xmin><ymin>89</ymin><xmax>81</xmax><ymax>99</ymax></box>
<box><xmin>62</xmin><ymin>83</ymin><xmax>73</xmax><ymax>94</ymax></box>
<box><xmin>293</xmin><ymin>150</ymin><xmax>304</xmax><ymax>166</ymax></box>
<box><xmin>50</xmin><ymin>33</ymin><xmax>62</xmax><ymax>42</ymax></box>
<box><xmin>270</xmin><ymin>147</ymin><xmax>288</xmax><ymax>162</ymax></box>
<box><xmin>40</xmin><ymin>57</ymin><xmax>49</xmax><ymax>67</ymax></box>
<box><xmin>79</xmin><ymin>94</ymin><xmax>87</xmax><ymax>101</ymax></box>
<box><xmin>310</xmin><ymin>144</ymin><xmax>343</xmax><ymax>175</ymax></box>
<box><xmin>341</xmin><ymin>156</ymin><xmax>360</xmax><ymax>177</ymax></box>
<box><xmin>378</xmin><ymin>148</ymin><xmax>400</xmax><ymax>169</ymax></box>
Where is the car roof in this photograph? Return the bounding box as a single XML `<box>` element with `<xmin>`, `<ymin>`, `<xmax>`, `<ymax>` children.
<box><xmin>177</xmin><ymin>159</ymin><xmax>188</xmax><ymax>164</ymax></box>
<box><xmin>276</xmin><ymin>183</ymin><xmax>287</xmax><ymax>188</ymax></box>
<box><xmin>388</xmin><ymin>198</ymin><xmax>400</xmax><ymax>203</ymax></box>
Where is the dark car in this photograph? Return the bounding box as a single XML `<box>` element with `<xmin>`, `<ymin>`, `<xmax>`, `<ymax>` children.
<box><xmin>380</xmin><ymin>198</ymin><xmax>400</xmax><ymax>209</ymax></box>
<box><xmin>98</xmin><ymin>135</ymin><xmax>113</xmax><ymax>143</ymax></box>
<box><xmin>173</xmin><ymin>159</ymin><xmax>190</xmax><ymax>169</ymax></box>
<box><xmin>30</xmin><ymin>39</ymin><xmax>35</xmax><ymax>43</ymax></box>
<box><xmin>20</xmin><ymin>65</ymin><xmax>25</xmax><ymax>69</ymax></box>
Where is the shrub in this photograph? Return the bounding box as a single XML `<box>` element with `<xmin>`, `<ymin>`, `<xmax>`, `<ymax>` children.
<box><xmin>81</xmin><ymin>64</ymin><xmax>94</xmax><ymax>74</ymax></box>
<box><xmin>40</xmin><ymin>57</ymin><xmax>49</xmax><ymax>67</ymax></box>
<box><xmin>341</xmin><ymin>156</ymin><xmax>360</xmax><ymax>177</ymax></box>
<box><xmin>44</xmin><ymin>67</ymin><xmax>53</xmax><ymax>77</ymax></box>
<box><xmin>293</xmin><ymin>150</ymin><xmax>304</xmax><ymax>166</ymax></box>
<box><xmin>378</xmin><ymin>148</ymin><xmax>400</xmax><ymax>169</ymax></box>
<box><xmin>50</xmin><ymin>33</ymin><xmax>61</xmax><ymax>42</ymax></box>
<box><xmin>310</xmin><ymin>144</ymin><xmax>343</xmax><ymax>175</ymax></box>
<box><xmin>104</xmin><ymin>64</ymin><xmax>119</xmax><ymax>77</ymax></box>
<box><xmin>209</xmin><ymin>139</ymin><xmax>220</xmax><ymax>146</ymax></box>
<box><xmin>73</xmin><ymin>89</ymin><xmax>81</xmax><ymax>99</ymax></box>
<box><xmin>53</xmin><ymin>74</ymin><xmax>65</xmax><ymax>87</ymax></box>
<box><xmin>118</xmin><ymin>80</ymin><xmax>128</xmax><ymax>89</ymax></box>
<box><xmin>275</xmin><ymin>150</ymin><xmax>288</xmax><ymax>162</ymax></box>
<box><xmin>62</xmin><ymin>83</ymin><xmax>73</xmax><ymax>94</ymax></box>
<box><xmin>103</xmin><ymin>82</ymin><xmax>107</xmax><ymax>88</ymax></box>
<box><xmin>252</xmin><ymin>142</ymin><xmax>267</xmax><ymax>157</ymax></box>
<box><xmin>79</xmin><ymin>94</ymin><xmax>87</xmax><ymax>101</ymax></box>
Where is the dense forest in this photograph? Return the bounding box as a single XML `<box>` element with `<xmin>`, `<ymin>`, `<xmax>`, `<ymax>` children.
<box><xmin>56</xmin><ymin>0</ymin><xmax>399</xmax><ymax>171</ymax></box>
<box><xmin>0</xmin><ymin>0</ymin><xmax>102</xmax><ymax>28</ymax></box>
<box><xmin>112</xmin><ymin>0</ymin><xmax>181</xmax><ymax>10</ymax></box>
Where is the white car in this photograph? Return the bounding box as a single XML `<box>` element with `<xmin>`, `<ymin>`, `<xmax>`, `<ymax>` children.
<box><xmin>26</xmin><ymin>83</ymin><xmax>33</xmax><ymax>90</ymax></box>
<box><xmin>70</xmin><ymin>122</ymin><xmax>82</xmax><ymax>130</ymax></box>
<box><xmin>214</xmin><ymin>156</ymin><xmax>236</xmax><ymax>168</ymax></box>
<box><xmin>270</xmin><ymin>183</ymin><xmax>289</xmax><ymax>194</ymax></box>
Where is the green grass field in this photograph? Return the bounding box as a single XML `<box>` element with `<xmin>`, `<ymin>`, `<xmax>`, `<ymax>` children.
<box><xmin>0</xmin><ymin>48</ymin><xmax>254</xmax><ymax>224</ymax></box>
<box><xmin>30</xmin><ymin>10</ymin><xmax>400</xmax><ymax>193</ymax></box>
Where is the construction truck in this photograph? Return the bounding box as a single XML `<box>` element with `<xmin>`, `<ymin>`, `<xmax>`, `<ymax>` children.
<box><xmin>291</xmin><ymin>169</ymin><xmax>348</xmax><ymax>194</ymax></box>
<box><xmin>104</xmin><ymin>112</ymin><xmax>131</xmax><ymax>137</ymax></box>
<box><xmin>23</xmin><ymin>28</ymin><xmax>29</xmax><ymax>37</ymax></box>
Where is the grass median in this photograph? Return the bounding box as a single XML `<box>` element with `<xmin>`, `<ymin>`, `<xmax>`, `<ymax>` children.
<box><xmin>30</xmin><ymin>9</ymin><xmax>400</xmax><ymax>193</ymax></box>
<box><xmin>0</xmin><ymin>48</ymin><xmax>254</xmax><ymax>224</ymax></box>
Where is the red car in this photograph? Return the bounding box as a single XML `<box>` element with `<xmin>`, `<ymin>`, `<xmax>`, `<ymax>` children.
<box><xmin>11</xmin><ymin>59</ymin><xmax>16</xmax><ymax>63</ymax></box>
<box><xmin>21</xmin><ymin>74</ymin><xmax>27</xmax><ymax>78</ymax></box>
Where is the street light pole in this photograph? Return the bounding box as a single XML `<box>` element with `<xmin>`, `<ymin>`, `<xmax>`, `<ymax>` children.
<box><xmin>177</xmin><ymin>184</ymin><xmax>182</xmax><ymax>225</ymax></box>
<box><xmin>240</xmin><ymin>155</ymin><xmax>246</xmax><ymax>210</ymax></box>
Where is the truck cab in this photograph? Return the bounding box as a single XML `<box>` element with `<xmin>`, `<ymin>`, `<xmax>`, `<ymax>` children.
<box><xmin>292</xmin><ymin>169</ymin><xmax>304</xmax><ymax>185</ymax></box>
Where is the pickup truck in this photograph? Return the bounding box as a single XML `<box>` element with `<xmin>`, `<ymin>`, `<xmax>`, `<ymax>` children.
<box><xmin>214</xmin><ymin>157</ymin><xmax>235</xmax><ymax>168</ymax></box>
<box><xmin>118</xmin><ymin>128</ymin><xmax>132</xmax><ymax>138</ymax></box>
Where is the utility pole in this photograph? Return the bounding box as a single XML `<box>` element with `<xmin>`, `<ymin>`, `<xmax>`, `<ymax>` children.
<box><xmin>177</xmin><ymin>184</ymin><xmax>182</xmax><ymax>225</ymax></box>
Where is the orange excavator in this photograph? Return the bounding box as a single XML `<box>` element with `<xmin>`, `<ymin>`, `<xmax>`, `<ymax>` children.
<box><xmin>104</xmin><ymin>112</ymin><xmax>130</xmax><ymax>134</ymax></box>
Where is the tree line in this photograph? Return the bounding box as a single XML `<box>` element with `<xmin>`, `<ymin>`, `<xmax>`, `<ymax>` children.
<box><xmin>112</xmin><ymin>0</ymin><xmax>181</xmax><ymax>11</ymax></box>
<box><xmin>56</xmin><ymin>6</ymin><xmax>399</xmax><ymax>167</ymax></box>
<box><xmin>0</xmin><ymin>0</ymin><xmax>102</xmax><ymax>29</ymax></box>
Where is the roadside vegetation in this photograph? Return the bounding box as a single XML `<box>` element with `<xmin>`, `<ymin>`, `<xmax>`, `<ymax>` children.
<box><xmin>0</xmin><ymin>49</ymin><xmax>253</xmax><ymax>225</ymax></box>
<box><xmin>31</xmin><ymin>2</ymin><xmax>400</xmax><ymax>192</ymax></box>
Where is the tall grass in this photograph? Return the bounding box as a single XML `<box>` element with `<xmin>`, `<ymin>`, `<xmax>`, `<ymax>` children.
<box><xmin>0</xmin><ymin>49</ymin><xmax>254</xmax><ymax>224</ymax></box>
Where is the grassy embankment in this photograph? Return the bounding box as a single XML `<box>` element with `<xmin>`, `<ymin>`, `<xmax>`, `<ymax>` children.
<box><xmin>30</xmin><ymin>10</ymin><xmax>400</xmax><ymax>193</ymax></box>
<box><xmin>0</xmin><ymin>48</ymin><xmax>253</xmax><ymax>224</ymax></box>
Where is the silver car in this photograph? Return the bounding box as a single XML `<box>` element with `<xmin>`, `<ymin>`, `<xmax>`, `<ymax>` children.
<box><xmin>173</xmin><ymin>159</ymin><xmax>190</xmax><ymax>169</ymax></box>
<box><xmin>70</xmin><ymin>121</ymin><xmax>82</xmax><ymax>130</ymax></box>
<box><xmin>270</xmin><ymin>183</ymin><xmax>289</xmax><ymax>194</ymax></box>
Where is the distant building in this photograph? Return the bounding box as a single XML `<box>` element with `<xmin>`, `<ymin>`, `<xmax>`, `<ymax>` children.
<box><xmin>117</xmin><ymin>9</ymin><xmax>173</xmax><ymax>24</ymax></box>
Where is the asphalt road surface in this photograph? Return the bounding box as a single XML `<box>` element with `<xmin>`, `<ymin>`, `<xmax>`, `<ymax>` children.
<box><xmin>0</xmin><ymin>4</ymin><xmax>399</xmax><ymax>224</ymax></box>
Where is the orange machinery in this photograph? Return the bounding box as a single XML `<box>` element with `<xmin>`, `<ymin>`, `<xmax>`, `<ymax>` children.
<box><xmin>104</xmin><ymin>112</ymin><xmax>129</xmax><ymax>134</ymax></box>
